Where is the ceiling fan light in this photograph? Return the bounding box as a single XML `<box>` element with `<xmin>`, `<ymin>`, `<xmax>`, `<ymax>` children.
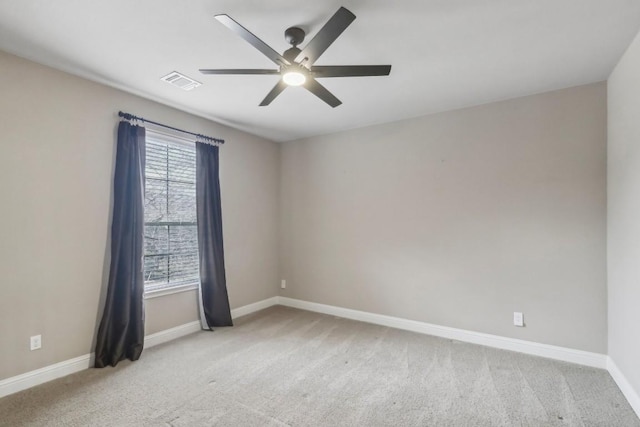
<box><xmin>283</xmin><ymin>71</ymin><xmax>306</xmax><ymax>86</ymax></box>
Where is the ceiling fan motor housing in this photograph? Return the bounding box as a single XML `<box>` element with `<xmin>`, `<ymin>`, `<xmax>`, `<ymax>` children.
<box><xmin>283</xmin><ymin>46</ymin><xmax>302</xmax><ymax>62</ymax></box>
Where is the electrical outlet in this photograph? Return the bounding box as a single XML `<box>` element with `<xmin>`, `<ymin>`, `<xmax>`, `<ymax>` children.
<box><xmin>513</xmin><ymin>312</ymin><xmax>524</xmax><ymax>327</ymax></box>
<box><xmin>30</xmin><ymin>335</ymin><xmax>42</xmax><ymax>351</ymax></box>
<box><xmin>281</xmin><ymin>280</ymin><xmax>286</xmax><ymax>289</ymax></box>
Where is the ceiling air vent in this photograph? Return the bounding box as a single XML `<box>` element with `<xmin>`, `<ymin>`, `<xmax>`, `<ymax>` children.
<box><xmin>161</xmin><ymin>71</ymin><xmax>202</xmax><ymax>91</ymax></box>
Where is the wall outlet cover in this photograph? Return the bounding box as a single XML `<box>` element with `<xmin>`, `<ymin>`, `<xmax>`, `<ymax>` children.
<box><xmin>281</xmin><ymin>280</ymin><xmax>286</xmax><ymax>289</ymax></box>
<box><xmin>30</xmin><ymin>335</ymin><xmax>42</xmax><ymax>350</ymax></box>
<box><xmin>513</xmin><ymin>312</ymin><xmax>524</xmax><ymax>327</ymax></box>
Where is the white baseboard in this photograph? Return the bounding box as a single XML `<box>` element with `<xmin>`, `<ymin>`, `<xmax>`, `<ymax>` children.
<box><xmin>0</xmin><ymin>353</ymin><xmax>93</xmax><ymax>399</ymax></box>
<box><xmin>0</xmin><ymin>296</ymin><xmax>279</xmax><ymax>399</ymax></box>
<box><xmin>231</xmin><ymin>296</ymin><xmax>279</xmax><ymax>319</ymax></box>
<box><xmin>608</xmin><ymin>357</ymin><xmax>640</xmax><ymax>417</ymax></box>
<box><xmin>144</xmin><ymin>321</ymin><xmax>201</xmax><ymax>349</ymax></box>
<box><xmin>1</xmin><ymin>296</ymin><xmax>626</xmax><ymax>407</ymax></box>
<box><xmin>277</xmin><ymin>297</ymin><xmax>608</xmax><ymax>369</ymax></box>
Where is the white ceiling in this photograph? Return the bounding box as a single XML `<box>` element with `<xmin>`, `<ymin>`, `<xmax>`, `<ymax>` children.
<box><xmin>1</xmin><ymin>0</ymin><xmax>639</xmax><ymax>142</ymax></box>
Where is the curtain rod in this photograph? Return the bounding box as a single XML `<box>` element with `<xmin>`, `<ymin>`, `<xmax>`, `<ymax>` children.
<box><xmin>118</xmin><ymin>111</ymin><xmax>225</xmax><ymax>145</ymax></box>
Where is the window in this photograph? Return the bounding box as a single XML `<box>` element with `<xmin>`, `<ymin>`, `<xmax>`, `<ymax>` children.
<box><xmin>143</xmin><ymin>132</ymin><xmax>199</xmax><ymax>293</ymax></box>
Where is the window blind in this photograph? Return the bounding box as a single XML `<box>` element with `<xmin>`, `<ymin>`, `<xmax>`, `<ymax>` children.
<box><xmin>143</xmin><ymin>136</ymin><xmax>199</xmax><ymax>291</ymax></box>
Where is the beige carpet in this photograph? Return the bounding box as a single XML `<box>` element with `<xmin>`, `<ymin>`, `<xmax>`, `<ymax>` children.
<box><xmin>0</xmin><ymin>306</ymin><xmax>638</xmax><ymax>426</ymax></box>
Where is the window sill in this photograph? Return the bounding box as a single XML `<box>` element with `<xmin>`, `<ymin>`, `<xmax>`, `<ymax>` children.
<box><xmin>144</xmin><ymin>283</ymin><xmax>199</xmax><ymax>299</ymax></box>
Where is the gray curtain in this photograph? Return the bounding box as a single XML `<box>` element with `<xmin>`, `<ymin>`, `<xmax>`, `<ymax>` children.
<box><xmin>95</xmin><ymin>121</ymin><xmax>146</xmax><ymax>368</ymax></box>
<box><xmin>196</xmin><ymin>142</ymin><xmax>233</xmax><ymax>329</ymax></box>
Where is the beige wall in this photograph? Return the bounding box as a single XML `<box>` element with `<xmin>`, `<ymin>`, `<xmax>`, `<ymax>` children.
<box><xmin>608</xmin><ymin>29</ymin><xmax>640</xmax><ymax>398</ymax></box>
<box><xmin>280</xmin><ymin>83</ymin><xmax>607</xmax><ymax>353</ymax></box>
<box><xmin>0</xmin><ymin>46</ymin><xmax>612</xmax><ymax>382</ymax></box>
<box><xmin>0</xmin><ymin>50</ymin><xmax>280</xmax><ymax>380</ymax></box>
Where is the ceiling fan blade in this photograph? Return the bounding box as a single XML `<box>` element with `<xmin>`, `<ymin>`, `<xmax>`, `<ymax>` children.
<box><xmin>259</xmin><ymin>80</ymin><xmax>288</xmax><ymax>106</ymax></box>
<box><xmin>311</xmin><ymin>65</ymin><xmax>392</xmax><ymax>78</ymax></box>
<box><xmin>199</xmin><ymin>69</ymin><xmax>279</xmax><ymax>75</ymax></box>
<box><xmin>214</xmin><ymin>14</ymin><xmax>290</xmax><ymax>66</ymax></box>
<box><xmin>304</xmin><ymin>78</ymin><xmax>342</xmax><ymax>108</ymax></box>
<box><xmin>295</xmin><ymin>7</ymin><xmax>356</xmax><ymax>66</ymax></box>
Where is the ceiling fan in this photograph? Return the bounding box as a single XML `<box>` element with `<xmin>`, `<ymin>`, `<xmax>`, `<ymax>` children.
<box><xmin>200</xmin><ymin>7</ymin><xmax>392</xmax><ymax>108</ymax></box>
